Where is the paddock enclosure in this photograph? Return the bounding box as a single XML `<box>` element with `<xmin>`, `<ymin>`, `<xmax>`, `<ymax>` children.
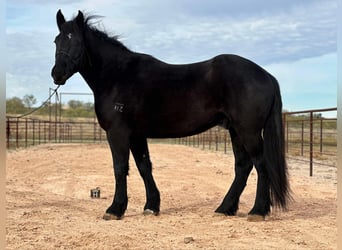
<box><xmin>6</xmin><ymin>107</ymin><xmax>337</xmax><ymax>176</ymax></box>
<box><xmin>6</xmin><ymin>143</ymin><xmax>336</xmax><ymax>249</ymax></box>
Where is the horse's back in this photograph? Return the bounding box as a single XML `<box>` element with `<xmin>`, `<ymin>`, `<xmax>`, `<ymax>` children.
<box><xmin>96</xmin><ymin>53</ymin><xmax>279</xmax><ymax>137</ymax></box>
<box><xmin>209</xmin><ymin>54</ymin><xmax>278</xmax><ymax>131</ymax></box>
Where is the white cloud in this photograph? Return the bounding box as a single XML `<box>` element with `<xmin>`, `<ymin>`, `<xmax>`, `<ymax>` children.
<box><xmin>5</xmin><ymin>0</ymin><xmax>337</xmax><ymax>110</ymax></box>
<box><xmin>93</xmin><ymin>0</ymin><xmax>336</xmax><ymax>65</ymax></box>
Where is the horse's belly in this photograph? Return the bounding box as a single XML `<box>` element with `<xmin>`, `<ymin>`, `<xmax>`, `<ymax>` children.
<box><xmin>144</xmin><ymin>113</ymin><xmax>225</xmax><ymax>138</ymax></box>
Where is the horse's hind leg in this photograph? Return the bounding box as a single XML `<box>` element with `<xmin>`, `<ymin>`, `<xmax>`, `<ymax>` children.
<box><xmin>130</xmin><ymin>136</ymin><xmax>160</xmax><ymax>215</ymax></box>
<box><xmin>242</xmin><ymin>132</ymin><xmax>271</xmax><ymax>220</ymax></box>
<box><xmin>215</xmin><ymin>128</ymin><xmax>253</xmax><ymax>215</ymax></box>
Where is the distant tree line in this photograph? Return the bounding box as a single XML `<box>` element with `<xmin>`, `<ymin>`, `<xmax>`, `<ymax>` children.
<box><xmin>6</xmin><ymin>95</ymin><xmax>95</xmax><ymax>118</ymax></box>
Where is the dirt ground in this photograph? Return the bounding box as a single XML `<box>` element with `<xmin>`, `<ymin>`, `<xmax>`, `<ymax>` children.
<box><xmin>6</xmin><ymin>143</ymin><xmax>337</xmax><ymax>249</ymax></box>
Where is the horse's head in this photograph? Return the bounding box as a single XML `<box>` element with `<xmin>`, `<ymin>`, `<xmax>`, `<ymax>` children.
<box><xmin>51</xmin><ymin>10</ymin><xmax>85</xmax><ymax>85</ymax></box>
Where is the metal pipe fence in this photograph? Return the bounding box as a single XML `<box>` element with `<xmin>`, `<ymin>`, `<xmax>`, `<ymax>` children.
<box><xmin>6</xmin><ymin>107</ymin><xmax>337</xmax><ymax>176</ymax></box>
<box><xmin>6</xmin><ymin>116</ymin><xmax>106</xmax><ymax>149</ymax></box>
<box><xmin>170</xmin><ymin>107</ymin><xmax>337</xmax><ymax>176</ymax></box>
<box><xmin>283</xmin><ymin>108</ymin><xmax>337</xmax><ymax>176</ymax></box>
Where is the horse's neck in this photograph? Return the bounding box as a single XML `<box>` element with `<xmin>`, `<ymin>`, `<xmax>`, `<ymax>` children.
<box><xmin>79</xmin><ymin>33</ymin><xmax>133</xmax><ymax>94</ymax></box>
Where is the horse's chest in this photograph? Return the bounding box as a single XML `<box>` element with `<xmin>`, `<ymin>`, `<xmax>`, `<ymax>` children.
<box><xmin>94</xmin><ymin>99</ymin><xmax>130</xmax><ymax>131</ymax></box>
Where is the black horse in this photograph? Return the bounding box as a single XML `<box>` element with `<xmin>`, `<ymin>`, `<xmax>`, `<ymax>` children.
<box><xmin>51</xmin><ymin>10</ymin><xmax>290</xmax><ymax>221</ymax></box>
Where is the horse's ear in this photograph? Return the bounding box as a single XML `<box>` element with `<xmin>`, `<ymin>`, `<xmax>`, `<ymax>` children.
<box><xmin>56</xmin><ymin>9</ymin><xmax>66</xmax><ymax>31</ymax></box>
<box><xmin>75</xmin><ymin>10</ymin><xmax>84</xmax><ymax>29</ymax></box>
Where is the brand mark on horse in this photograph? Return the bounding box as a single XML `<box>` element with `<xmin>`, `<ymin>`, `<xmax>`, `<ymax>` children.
<box><xmin>114</xmin><ymin>103</ymin><xmax>124</xmax><ymax>113</ymax></box>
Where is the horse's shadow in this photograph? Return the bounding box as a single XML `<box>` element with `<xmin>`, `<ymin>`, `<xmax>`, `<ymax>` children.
<box><xmin>276</xmin><ymin>196</ymin><xmax>337</xmax><ymax>221</ymax></box>
<box><xmin>122</xmin><ymin>195</ymin><xmax>336</xmax><ymax>222</ymax></box>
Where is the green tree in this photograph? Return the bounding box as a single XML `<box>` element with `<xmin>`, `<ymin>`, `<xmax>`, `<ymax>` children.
<box><xmin>68</xmin><ymin>100</ymin><xmax>84</xmax><ymax>109</ymax></box>
<box><xmin>6</xmin><ymin>97</ymin><xmax>27</xmax><ymax>114</ymax></box>
<box><xmin>84</xmin><ymin>102</ymin><xmax>94</xmax><ymax>111</ymax></box>
<box><xmin>23</xmin><ymin>94</ymin><xmax>37</xmax><ymax>108</ymax></box>
<box><xmin>62</xmin><ymin>100</ymin><xmax>95</xmax><ymax>117</ymax></box>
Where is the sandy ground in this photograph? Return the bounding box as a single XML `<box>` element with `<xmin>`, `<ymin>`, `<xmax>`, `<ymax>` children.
<box><xmin>6</xmin><ymin>143</ymin><xmax>337</xmax><ymax>249</ymax></box>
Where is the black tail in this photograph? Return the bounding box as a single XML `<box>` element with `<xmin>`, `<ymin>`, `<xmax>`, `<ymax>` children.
<box><xmin>263</xmin><ymin>76</ymin><xmax>291</xmax><ymax>209</ymax></box>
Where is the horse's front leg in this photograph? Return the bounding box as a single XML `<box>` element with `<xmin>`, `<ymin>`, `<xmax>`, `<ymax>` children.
<box><xmin>103</xmin><ymin>130</ymin><xmax>130</xmax><ymax>220</ymax></box>
<box><xmin>130</xmin><ymin>136</ymin><xmax>160</xmax><ymax>215</ymax></box>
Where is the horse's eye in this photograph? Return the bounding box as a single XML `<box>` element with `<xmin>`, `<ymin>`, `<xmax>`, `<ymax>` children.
<box><xmin>67</xmin><ymin>33</ymin><xmax>72</xmax><ymax>39</ymax></box>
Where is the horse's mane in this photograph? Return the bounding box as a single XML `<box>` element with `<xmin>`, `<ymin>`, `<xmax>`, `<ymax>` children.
<box><xmin>80</xmin><ymin>14</ymin><xmax>130</xmax><ymax>51</ymax></box>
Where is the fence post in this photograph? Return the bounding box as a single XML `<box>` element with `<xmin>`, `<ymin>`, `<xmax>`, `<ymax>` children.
<box><xmin>215</xmin><ymin>133</ymin><xmax>218</xmax><ymax>151</ymax></box>
<box><xmin>6</xmin><ymin>118</ymin><xmax>10</xmax><ymax>149</ymax></box>
<box><xmin>44</xmin><ymin>121</ymin><xmax>47</xmax><ymax>143</ymax></box>
<box><xmin>15</xmin><ymin>118</ymin><xmax>19</xmax><ymax>149</ymax></box>
<box><xmin>61</xmin><ymin>123</ymin><xmax>64</xmax><ymax>143</ymax></box>
<box><xmin>94</xmin><ymin>121</ymin><xmax>96</xmax><ymax>142</ymax></box>
<box><xmin>100</xmin><ymin>126</ymin><xmax>103</xmax><ymax>142</ymax></box>
<box><xmin>309</xmin><ymin>111</ymin><xmax>313</xmax><ymax>176</ymax></box>
<box><xmin>283</xmin><ymin>113</ymin><xmax>288</xmax><ymax>154</ymax></box>
<box><xmin>25</xmin><ymin>118</ymin><xmax>28</xmax><ymax>147</ymax></box>
<box><xmin>301</xmin><ymin>120</ymin><xmax>304</xmax><ymax>156</ymax></box>
<box><xmin>320</xmin><ymin>118</ymin><xmax>323</xmax><ymax>153</ymax></box>
<box><xmin>32</xmin><ymin>119</ymin><xmax>35</xmax><ymax>146</ymax></box>
<box><xmin>70</xmin><ymin>125</ymin><xmax>73</xmax><ymax>143</ymax></box>
<box><xmin>224</xmin><ymin>131</ymin><xmax>227</xmax><ymax>154</ymax></box>
<box><xmin>80</xmin><ymin>123</ymin><xmax>83</xmax><ymax>142</ymax></box>
<box><xmin>38</xmin><ymin>120</ymin><xmax>41</xmax><ymax>145</ymax></box>
<box><xmin>208</xmin><ymin>130</ymin><xmax>211</xmax><ymax>150</ymax></box>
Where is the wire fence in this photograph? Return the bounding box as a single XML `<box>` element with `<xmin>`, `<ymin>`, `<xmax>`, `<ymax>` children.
<box><xmin>6</xmin><ymin>107</ymin><xmax>337</xmax><ymax>176</ymax></box>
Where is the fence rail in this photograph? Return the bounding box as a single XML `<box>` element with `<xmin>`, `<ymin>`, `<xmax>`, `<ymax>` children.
<box><xmin>6</xmin><ymin>107</ymin><xmax>337</xmax><ymax>176</ymax></box>
<box><xmin>283</xmin><ymin>108</ymin><xmax>337</xmax><ymax>176</ymax></box>
<box><xmin>163</xmin><ymin>107</ymin><xmax>337</xmax><ymax>176</ymax></box>
<box><xmin>6</xmin><ymin>117</ymin><xmax>106</xmax><ymax>149</ymax></box>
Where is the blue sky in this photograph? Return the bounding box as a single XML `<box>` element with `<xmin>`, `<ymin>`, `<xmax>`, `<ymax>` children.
<box><xmin>6</xmin><ymin>0</ymin><xmax>337</xmax><ymax>114</ymax></box>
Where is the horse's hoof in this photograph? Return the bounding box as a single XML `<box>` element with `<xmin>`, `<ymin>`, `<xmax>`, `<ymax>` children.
<box><xmin>103</xmin><ymin>213</ymin><xmax>122</xmax><ymax>220</ymax></box>
<box><xmin>247</xmin><ymin>214</ymin><xmax>265</xmax><ymax>222</ymax></box>
<box><xmin>143</xmin><ymin>209</ymin><xmax>159</xmax><ymax>216</ymax></box>
<box><xmin>213</xmin><ymin>212</ymin><xmax>227</xmax><ymax>217</ymax></box>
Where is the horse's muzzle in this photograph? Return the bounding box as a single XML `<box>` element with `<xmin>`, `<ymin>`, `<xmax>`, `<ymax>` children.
<box><xmin>51</xmin><ymin>65</ymin><xmax>68</xmax><ymax>85</ymax></box>
<box><xmin>53</xmin><ymin>77</ymin><xmax>67</xmax><ymax>85</ymax></box>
